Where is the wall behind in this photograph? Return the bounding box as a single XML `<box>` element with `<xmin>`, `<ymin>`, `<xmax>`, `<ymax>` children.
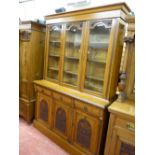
<box><xmin>19</xmin><ymin>0</ymin><xmax>135</xmax><ymax>21</ymax></box>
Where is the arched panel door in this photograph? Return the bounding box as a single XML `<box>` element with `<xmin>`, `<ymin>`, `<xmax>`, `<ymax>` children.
<box><xmin>37</xmin><ymin>92</ymin><xmax>52</xmax><ymax>128</ymax></box>
<box><xmin>76</xmin><ymin>119</ymin><xmax>92</xmax><ymax>149</ymax></box>
<box><xmin>55</xmin><ymin>107</ymin><xmax>67</xmax><ymax>134</ymax></box>
<box><xmin>39</xmin><ymin>99</ymin><xmax>48</xmax><ymax>122</ymax></box>
<box><xmin>53</xmin><ymin>101</ymin><xmax>72</xmax><ymax>140</ymax></box>
<box><xmin>73</xmin><ymin>110</ymin><xmax>100</xmax><ymax>154</ymax></box>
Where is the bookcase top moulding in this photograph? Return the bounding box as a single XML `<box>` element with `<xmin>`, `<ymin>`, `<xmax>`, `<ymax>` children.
<box><xmin>45</xmin><ymin>2</ymin><xmax>131</xmax><ymax>23</ymax></box>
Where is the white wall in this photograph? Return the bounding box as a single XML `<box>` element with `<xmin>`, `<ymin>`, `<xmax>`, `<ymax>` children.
<box><xmin>19</xmin><ymin>0</ymin><xmax>135</xmax><ymax>21</ymax></box>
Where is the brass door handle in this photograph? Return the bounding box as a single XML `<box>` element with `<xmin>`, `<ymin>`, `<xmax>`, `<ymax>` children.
<box><xmin>126</xmin><ymin>123</ymin><xmax>135</xmax><ymax>132</ymax></box>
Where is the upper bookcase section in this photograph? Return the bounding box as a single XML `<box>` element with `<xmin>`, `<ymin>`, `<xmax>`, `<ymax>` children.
<box><xmin>43</xmin><ymin>3</ymin><xmax>132</xmax><ymax>101</ymax></box>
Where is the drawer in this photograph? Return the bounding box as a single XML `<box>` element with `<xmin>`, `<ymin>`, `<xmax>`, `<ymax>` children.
<box><xmin>53</xmin><ymin>92</ymin><xmax>61</xmax><ymax>101</ymax></box>
<box><xmin>74</xmin><ymin>100</ymin><xmax>103</xmax><ymax>118</ymax></box>
<box><xmin>35</xmin><ymin>86</ymin><xmax>51</xmax><ymax>96</ymax></box>
<box><xmin>53</xmin><ymin>92</ymin><xmax>73</xmax><ymax>107</ymax></box>
<box><xmin>35</xmin><ymin>85</ymin><xmax>43</xmax><ymax>92</ymax></box>
<box><xmin>115</xmin><ymin>117</ymin><xmax>135</xmax><ymax>132</ymax></box>
<box><xmin>42</xmin><ymin>88</ymin><xmax>51</xmax><ymax>96</ymax></box>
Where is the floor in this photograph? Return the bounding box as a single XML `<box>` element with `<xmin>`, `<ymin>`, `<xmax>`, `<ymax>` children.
<box><xmin>19</xmin><ymin>118</ymin><xmax>70</xmax><ymax>155</ymax></box>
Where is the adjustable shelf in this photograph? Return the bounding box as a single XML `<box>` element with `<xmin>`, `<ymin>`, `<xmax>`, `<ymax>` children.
<box><xmin>49</xmin><ymin>67</ymin><xmax>59</xmax><ymax>71</ymax></box>
<box><xmin>89</xmin><ymin>42</ymin><xmax>108</xmax><ymax>49</ymax></box>
<box><xmin>49</xmin><ymin>54</ymin><xmax>60</xmax><ymax>58</ymax></box>
<box><xmin>65</xmin><ymin>56</ymin><xmax>79</xmax><ymax>60</ymax></box>
<box><xmin>64</xmin><ymin>70</ymin><xmax>78</xmax><ymax>76</ymax></box>
<box><xmin>86</xmin><ymin>75</ymin><xmax>104</xmax><ymax>82</ymax></box>
<box><xmin>87</xmin><ymin>59</ymin><xmax>106</xmax><ymax>64</ymax></box>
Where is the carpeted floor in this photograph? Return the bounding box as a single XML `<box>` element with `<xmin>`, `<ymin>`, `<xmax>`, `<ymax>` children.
<box><xmin>19</xmin><ymin>118</ymin><xmax>70</xmax><ymax>155</ymax></box>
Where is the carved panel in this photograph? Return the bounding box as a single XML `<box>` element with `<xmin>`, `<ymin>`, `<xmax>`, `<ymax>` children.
<box><xmin>39</xmin><ymin>100</ymin><xmax>48</xmax><ymax>122</ymax></box>
<box><xmin>76</xmin><ymin>119</ymin><xmax>92</xmax><ymax>149</ymax></box>
<box><xmin>120</xmin><ymin>142</ymin><xmax>135</xmax><ymax>155</ymax></box>
<box><xmin>55</xmin><ymin>108</ymin><xmax>66</xmax><ymax>134</ymax></box>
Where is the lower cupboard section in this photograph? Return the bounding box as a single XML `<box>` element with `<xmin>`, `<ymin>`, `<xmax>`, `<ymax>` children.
<box><xmin>34</xmin><ymin>85</ymin><xmax>109</xmax><ymax>155</ymax></box>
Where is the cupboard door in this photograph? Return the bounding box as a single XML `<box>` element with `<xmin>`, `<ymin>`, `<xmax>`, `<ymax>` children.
<box><xmin>83</xmin><ymin>19</ymin><xmax>112</xmax><ymax>93</ymax></box>
<box><xmin>36</xmin><ymin>93</ymin><xmax>52</xmax><ymax>128</ymax></box>
<box><xmin>47</xmin><ymin>24</ymin><xmax>62</xmax><ymax>81</ymax></box>
<box><xmin>53</xmin><ymin>101</ymin><xmax>73</xmax><ymax>140</ymax></box>
<box><xmin>108</xmin><ymin>127</ymin><xmax>135</xmax><ymax>155</ymax></box>
<box><xmin>62</xmin><ymin>22</ymin><xmax>84</xmax><ymax>87</ymax></box>
<box><xmin>73</xmin><ymin>110</ymin><xmax>100</xmax><ymax>154</ymax></box>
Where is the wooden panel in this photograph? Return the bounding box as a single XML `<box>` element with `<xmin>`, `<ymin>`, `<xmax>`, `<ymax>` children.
<box><xmin>103</xmin><ymin>18</ymin><xmax>125</xmax><ymax>100</ymax></box>
<box><xmin>73</xmin><ymin>110</ymin><xmax>100</xmax><ymax>154</ymax></box>
<box><xmin>74</xmin><ymin>100</ymin><xmax>103</xmax><ymax>118</ymax></box>
<box><xmin>19</xmin><ymin>99</ymin><xmax>27</xmax><ymax>119</ymax></box>
<box><xmin>53</xmin><ymin>100</ymin><xmax>73</xmax><ymax>141</ymax></box>
<box><xmin>19</xmin><ymin>40</ymin><xmax>30</xmax><ymax>99</ymax></box>
<box><xmin>36</xmin><ymin>92</ymin><xmax>52</xmax><ymax>128</ymax></box>
<box><xmin>19</xmin><ymin>98</ymin><xmax>35</xmax><ymax>123</ymax></box>
<box><xmin>29</xmin><ymin>29</ymin><xmax>45</xmax><ymax>100</ymax></box>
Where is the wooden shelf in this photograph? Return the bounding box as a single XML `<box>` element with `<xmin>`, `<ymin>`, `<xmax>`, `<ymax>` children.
<box><xmin>88</xmin><ymin>59</ymin><xmax>106</xmax><ymax>64</ymax></box>
<box><xmin>89</xmin><ymin>42</ymin><xmax>108</xmax><ymax>49</ymax></box>
<box><xmin>49</xmin><ymin>41</ymin><xmax>61</xmax><ymax>47</ymax></box>
<box><xmin>49</xmin><ymin>67</ymin><xmax>59</xmax><ymax>71</ymax></box>
<box><xmin>49</xmin><ymin>54</ymin><xmax>60</xmax><ymax>58</ymax></box>
<box><xmin>64</xmin><ymin>70</ymin><xmax>78</xmax><ymax>76</ymax></box>
<box><xmin>65</xmin><ymin>56</ymin><xmax>79</xmax><ymax>60</ymax></box>
<box><xmin>86</xmin><ymin>75</ymin><xmax>104</xmax><ymax>82</ymax></box>
<box><xmin>49</xmin><ymin>40</ymin><xmax>61</xmax><ymax>43</ymax></box>
<box><xmin>66</xmin><ymin>41</ymin><xmax>81</xmax><ymax>47</ymax></box>
<box><xmin>85</xmin><ymin>82</ymin><xmax>103</xmax><ymax>92</ymax></box>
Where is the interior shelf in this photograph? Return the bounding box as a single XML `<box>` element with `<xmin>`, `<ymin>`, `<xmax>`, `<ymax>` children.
<box><xmin>49</xmin><ymin>41</ymin><xmax>61</xmax><ymax>47</ymax></box>
<box><xmin>85</xmin><ymin>82</ymin><xmax>103</xmax><ymax>92</ymax></box>
<box><xmin>89</xmin><ymin>42</ymin><xmax>108</xmax><ymax>49</ymax></box>
<box><xmin>49</xmin><ymin>40</ymin><xmax>61</xmax><ymax>43</ymax></box>
<box><xmin>66</xmin><ymin>41</ymin><xmax>81</xmax><ymax>47</ymax></box>
<box><xmin>87</xmin><ymin>59</ymin><xmax>106</xmax><ymax>64</ymax></box>
<box><xmin>86</xmin><ymin>75</ymin><xmax>104</xmax><ymax>81</ymax></box>
<box><xmin>64</xmin><ymin>70</ymin><xmax>78</xmax><ymax>76</ymax></box>
<box><xmin>49</xmin><ymin>67</ymin><xmax>59</xmax><ymax>71</ymax></box>
<box><xmin>65</xmin><ymin>56</ymin><xmax>79</xmax><ymax>60</ymax></box>
<box><xmin>49</xmin><ymin>54</ymin><xmax>60</xmax><ymax>57</ymax></box>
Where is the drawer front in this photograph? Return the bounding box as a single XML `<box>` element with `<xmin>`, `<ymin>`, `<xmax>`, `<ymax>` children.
<box><xmin>35</xmin><ymin>85</ymin><xmax>43</xmax><ymax>92</ymax></box>
<box><xmin>74</xmin><ymin>100</ymin><xmax>102</xmax><ymax>118</ymax></box>
<box><xmin>53</xmin><ymin>92</ymin><xmax>73</xmax><ymax>107</ymax></box>
<box><xmin>115</xmin><ymin>117</ymin><xmax>135</xmax><ymax>132</ymax></box>
<box><xmin>35</xmin><ymin>86</ymin><xmax>51</xmax><ymax>96</ymax></box>
<box><xmin>53</xmin><ymin>92</ymin><xmax>61</xmax><ymax>101</ymax></box>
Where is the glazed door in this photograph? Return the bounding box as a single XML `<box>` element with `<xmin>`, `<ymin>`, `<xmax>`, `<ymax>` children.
<box><xmin>73</xmin><ymin>110</ymin><xmax>100</xmax><ymax>154</ymax></box>
<box><xmin>53</xmin><ymin>100</ymin><xmax>73</xmax><ymax>140</ymax></box>
<box><xmin>83</xmin><ymin>19</ymin><xmax>112</xmax><ymax>94</ymax></box>
<box><xmin>46</xmin><ymin>24</ymin><xmax>63</xmax><ymax>82</ymax></box>
<box><xmin>107</xmin><ymin>126</ymin><xmax>135</xmax><ymax>155</ymax></box>
<box><xmin>62</xmin><ymin>22</ymin><xmax>84</xmax><ymax>87</ymax></box>
<box><xmin>36</xmin><ymin>92</ymin><xmax>52</xmax><ymax>128</ymax></box>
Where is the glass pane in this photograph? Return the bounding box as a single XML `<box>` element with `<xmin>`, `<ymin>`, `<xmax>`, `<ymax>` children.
<box><xmin>47</xmin><ymin>24</ymin><xmax>62</xmax><ymax>80</ymax></box>
<box><xmin>84</xmin><ymin>20</ymin><xmax>112</xmax><ymax>93</ymax></box>
<box><xmin>63</xmin><ymin>22</ymin><xmax>83</xmax><ymax>86</ymax></box>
